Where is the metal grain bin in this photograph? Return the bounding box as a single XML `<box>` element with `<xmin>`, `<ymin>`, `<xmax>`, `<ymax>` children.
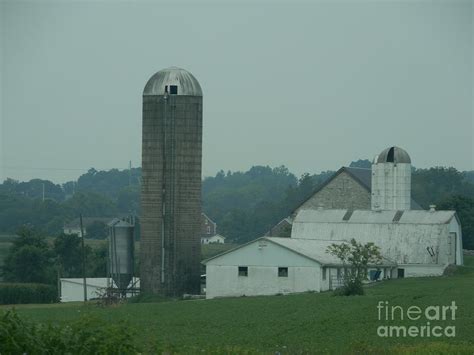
<box><xmin>108</xmin><ymin>218</ymin><xmax>134</xmax><ymax>290</ymax></box>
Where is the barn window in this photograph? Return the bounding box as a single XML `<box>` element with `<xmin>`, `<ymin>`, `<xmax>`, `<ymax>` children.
<box><xmin>238</xmin><ymin>266</ymin><xmax>248</xmax><ymax>277</ymax></box>
<box><xmin>337</xmin><ymin>268</ymin><xmax>341</xmax><ymax>279</ymax></box>
<box><xmin>207</xmin><ymin>226</ymin><xmax>211</xmax><ymax>234</ymax></box>
<box><xmin>170</xmin><ymin>85</ymin><xmax>178</xmax><ymax>95</ymax></box>
<box><xmin>322</xmin><ymin>267</ymin><xmax>327</xmax><ymax>280</ymax></box>
<box><xmin>165</xmin><ymin>85</ymin><xmax>168</xmax><ymax>93</ymax></box>
<box><xmin>278</xmin><ymin>267</ymin><xmax>288</xmax><ymax>277</ymax></box>
<box><xmin>387</xmin><ymin>147</ymin><xmax>395</xmax><ymax>162</ymax></box>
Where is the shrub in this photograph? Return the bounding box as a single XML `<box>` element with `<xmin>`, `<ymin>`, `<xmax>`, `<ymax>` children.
<box><xmin>0</xmin><ymin>310</ymin><xmax>141</xmax><ymax>354</ymax></box>
<box><xmin>0</xmin><ymin>283</ymin><xmax>57</xmax><ymax>304</ymax></box>
<box><xmin>127</xmin><ymin>292</ymin><xmax>171</xmax><ymax>304</ymax></box>
<box><xmin>333</xmin><ymin>279</ymin><xmax>364</xmax><ymax>296</ymax></box>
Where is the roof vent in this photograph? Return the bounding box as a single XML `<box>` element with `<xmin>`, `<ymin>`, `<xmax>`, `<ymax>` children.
<box><xmin>429</xmin><ymin>205</ymin><xmax>436</xmax><ymax>212</ymax></box>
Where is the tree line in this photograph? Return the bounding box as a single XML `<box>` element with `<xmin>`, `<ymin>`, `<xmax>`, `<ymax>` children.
<box><xmin>0</xmin><ymin>162</ymin><xmax>473</xmax><ymax>249</ymax></box>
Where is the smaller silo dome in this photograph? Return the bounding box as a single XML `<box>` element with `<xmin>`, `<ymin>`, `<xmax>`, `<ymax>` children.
<box><xmin>143</xmin><ymin>66</ymin><xmax>202</xmax><ymax>96</ymax></box>
<box><xmin>376</xmin><ymin>146</ymin><xmax>411</xmax><ymax>164</ymax></box>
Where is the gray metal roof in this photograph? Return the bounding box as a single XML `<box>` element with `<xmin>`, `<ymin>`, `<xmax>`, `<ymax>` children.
<box><xmin>375</xmin><ymin>146</ymin><xmax>411</xmax><ymax>164</ymax></box>
<box><xmin>107</xmin><ymin>218</ymin><xmax>133</xmax><ymax>227</ymax></box>
<box><xmin>143</xmin><ymin>67</ymin><xmax>202</xmax><ymax>96</ymax></box>
<box><xmin>345</xmin><ymin>167</ymin><xmax>372</xmax><ymax>189</ymax></box>
<box><xmin>267</xmin><ymin>237</ymin><xmax>396</xmax><ymax>266</ymax></box>
<box><xmin>202</xmin><ymin>236</ymin><xmax>396</xmax><ymax>266</ymax></box>
<box><xmin>294</xmin><ymin>209</ymin><xmax>456</xmax><ymax>225</ymax></box>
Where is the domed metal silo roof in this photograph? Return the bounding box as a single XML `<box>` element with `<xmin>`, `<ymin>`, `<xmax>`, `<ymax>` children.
<box><xmin>143</xmin><ymin>67</ymin><xmax>202</xmax><ymax>96</ymax></box>
<box><xmin>376</xmin><ymin>146</ymin><xmax>411</xmax><ymax>164</ymax></box>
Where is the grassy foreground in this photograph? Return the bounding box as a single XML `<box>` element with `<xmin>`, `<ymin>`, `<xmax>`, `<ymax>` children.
<box><xmin>2</xmin><ymin>255</ymin><xmax>474</xmax><ymax>354</ymax></box>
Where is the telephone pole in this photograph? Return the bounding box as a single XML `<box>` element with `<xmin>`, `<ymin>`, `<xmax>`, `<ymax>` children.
<box><xmin>80</xmin><ymin>214</ymin><xmax>87</xmax><ymax>302</ymax></box>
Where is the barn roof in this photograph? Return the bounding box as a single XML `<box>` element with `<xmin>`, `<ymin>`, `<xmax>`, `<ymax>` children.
<box><xmin>294</xmin><ymin>209</ymin><xmax>457</xmax><ymax>225</ymax></box>
<box><xmin>267</xmin><ymin>237</ymin><xmax>396</xmax><ymax>266</ymax></box>
<box><xmin>202</xmin><ymin>236</ymin><xmax>396</xmax><ymax>267</ymax></box>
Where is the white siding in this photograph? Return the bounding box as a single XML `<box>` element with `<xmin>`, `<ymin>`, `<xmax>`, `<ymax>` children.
<box><xmin>399</xmin><ymin>264</ymin><xmax>445</xmax><ymax>277</ymax></box>
<box><xmin>205</xmin><ymin>241</ymin><xmax>322</xmax><ymax>299</ymax></box>
<box><xmin>60</xmin><ymin>279</ymin><xmax>107</xmax><ymax>302</ymax></box>
<box><xmin>292</xmin><ymin>210</ymin><xmax>464</xmax><ymax>269</ymax></box>
<box><xmin>206</xmin><ymin>265</ymin><xmax>321</xmax><ymax>299</ymax></box>
<box><xmin>371</xmin><ymin>162</ymin><xmax>411</xmax><ymax>210</ymax></box>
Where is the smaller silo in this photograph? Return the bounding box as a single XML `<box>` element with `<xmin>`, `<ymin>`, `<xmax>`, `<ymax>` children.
<box><xmin>108</xmin><ymin>218</ymin><xmax>135</xmax><ymax>291</ymax></box>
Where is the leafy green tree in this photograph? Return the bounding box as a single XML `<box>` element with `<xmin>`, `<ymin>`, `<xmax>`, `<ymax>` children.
<box><xmin>86</xmin><ymin>221</ymin><xmax>108</xmax><ymax>239</ymax></box>
<box><xmin>327</xmin><ymin>239</ymin><xmax>382</xmax><ymax>296</ymax></box>
<box><xmin>53</xmin><ymin>233</ymin><xmax>83</xmax><ymax>278</ymax></box>
<box><xmin>349</xmin><ymin>159</ymin><xmax>372</xmax><ymax>169</ymax></box>
<box><xmin>412</xmin><ymin>167</ymin><xmax>474</xmax><ymax>208</ymax></box>
<box><xmin>2</xmin><ymin>228</ymin><xmax>54</xmax><ymax>284</ymax></box>
<box><xmin>87</xmin><ymin>243</ymin><xmax>108</xmax><ymax>277</ymax></box>
<box><xmin>117</xmin><ymin>186</ymin><xmax>140</xmax><ymax>214</ymax></box>
<box><xmin>62</xmin><ymin>192</ymin><xmax>117</xmax><ymax>218</ymax></box>
<box><xmin>437</xmin><ymin>195</ymin><xmax>474</xmax><ymax>250</ymax></box>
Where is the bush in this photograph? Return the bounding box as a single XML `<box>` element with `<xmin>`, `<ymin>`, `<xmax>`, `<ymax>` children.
<box><xmin>333</xmin><ymin>279</ymin><xmax>364</xmax><ymax>296</ymax></box>
<box><xmin>127</xmin><ymin>292</ymin><xmax>171</xmax><ymax>304</ymax></box>
<box><xmin>0</xmin><ymin>310</ymin><xmax>141</xmax><ymax>354</ymax></box>
<box><xmin>0</xmin><ymin>283</ymin><xmax>57</xmax><ymax>305</ymax></box>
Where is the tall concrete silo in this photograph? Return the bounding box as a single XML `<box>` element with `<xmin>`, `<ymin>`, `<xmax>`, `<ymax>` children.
<box><xmin>141</xmin><ymin>67</ymin><xmax>202</xmax><ymax>296</ymax></box>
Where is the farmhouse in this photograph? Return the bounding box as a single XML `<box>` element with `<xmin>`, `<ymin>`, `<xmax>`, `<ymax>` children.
<box><xmin>203</xmin><ymin>146</ymin><xmax>464</xmax><ymax>299</ymax></box>
<box><xmin>63</xmin><ymin>217</ymin><xmax>111</xmax><ymax>236</ymax></box>
<box><xmin>201</xmin><ymin>213</ymin><xmax>226</xmax><ymax>244</ymax></box>
<box><xmin>201</xmin><ymin>234</ymin><xmax>226</xmax><ymax>244</ymax></box>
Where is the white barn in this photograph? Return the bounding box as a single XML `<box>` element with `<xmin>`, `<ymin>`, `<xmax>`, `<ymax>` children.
<box><xmin>204</xmin><ymin>237</ymin><xmax>396</xmax><ymax>299</ymax></box>
<box><xmin>203</xmin><ymin>146</ymin><xmax>464</xmax><ymax>299</ymax></box>
<box><xmin>292</xmin><ymin>209</ymin><xmax>463</xmax><ymax>278</ymax></box>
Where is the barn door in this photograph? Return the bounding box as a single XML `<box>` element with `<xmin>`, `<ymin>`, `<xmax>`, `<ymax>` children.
<box><xmin>448</xmin><ymin>233</ymin><xmax>457</xmax><ymax>264</ymax></box>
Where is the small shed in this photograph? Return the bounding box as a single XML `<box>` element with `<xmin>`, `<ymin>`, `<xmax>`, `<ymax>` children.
<box><xmin>60</xmin><ymin>278</ymin><xmax>140</xmax><ymax>302</ymax></box>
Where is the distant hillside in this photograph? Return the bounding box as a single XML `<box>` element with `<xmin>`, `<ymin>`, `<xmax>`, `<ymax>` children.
<box><xmin>0</xmin><ymin>163</ymin><xmax>473</xmax><ymax>248</ymax></box>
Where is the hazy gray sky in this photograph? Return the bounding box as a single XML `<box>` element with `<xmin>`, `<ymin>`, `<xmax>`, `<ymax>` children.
<box><xmin>1</xmin><ymin>0</ymin><xmax>473</xmax><ymax>183</ymax></box>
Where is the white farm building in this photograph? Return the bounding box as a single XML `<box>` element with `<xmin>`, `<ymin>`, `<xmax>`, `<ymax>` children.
<box><xmin>203</xmin><ymin>146</ymin><xmax>464</xmax><ymax>299</ymax></box>
<box><xmin>60</xmin><ymin>278</ymin><xmax>140</xmax><ymax>302</ymax></box>
<box><xmin>204</xmin><ymin>237</ymin><xmax>396</xmax><ymax>299</ymax></box>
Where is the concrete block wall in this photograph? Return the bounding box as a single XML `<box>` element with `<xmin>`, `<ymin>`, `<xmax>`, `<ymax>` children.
<box><xmin>294</xmin><ymin>171</ymin><xmax>370</xmax><ymax>215</ymax></box>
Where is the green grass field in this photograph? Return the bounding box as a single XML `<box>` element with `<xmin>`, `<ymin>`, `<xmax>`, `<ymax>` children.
<box><xmin>3</xmin><ymin>255</ymin><xmax>473</xmax><ymax>354</ymax></box>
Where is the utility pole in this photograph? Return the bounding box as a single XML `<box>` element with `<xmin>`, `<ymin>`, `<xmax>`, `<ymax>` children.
<box><xmin>80</xmin><ymin>214</ymin><xmax>87</xmax><ymax>302</ymax></box>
